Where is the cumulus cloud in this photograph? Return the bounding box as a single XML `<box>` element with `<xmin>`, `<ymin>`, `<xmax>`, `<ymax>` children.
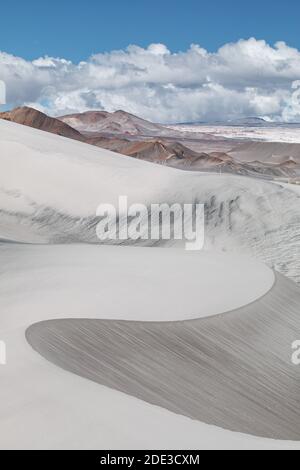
<box><xmin>1</xmin><ymin>38</ymin><xmax>300</xmax><ymax>122</ymax></box>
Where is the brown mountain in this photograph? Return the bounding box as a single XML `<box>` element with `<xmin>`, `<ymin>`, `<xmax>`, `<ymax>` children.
<box><xmin>87</xmin><ymin>136</ymin><xmax>217</xmax><ymax>166</ymax></box>
<box><xmin>0</xmin><ymin>107</ymin><xmax>85</xmax><ymax>141</ymax></box>
<box><xmin>59</xmin><ymin>109</ymin><xmax>167</xmax><ymax>136</ymax></box>
<box><xmin>59</xmin><ymin>109</ymin><xmax>227</xmax><ymax>142</ymax></box>
<box><xmin>59</xmin><ymin>111</ymin><xmax>110</xmax><ymax>133</ymax></box>
<box><xmin>88</xmin><ymin>136</ymin><xmax>246</xmax><ymax>172</ymax></box>
<box><xmin>2</xmin><ymin>106</ymin><xmax>300</xmax><ymax>179</ymax></box>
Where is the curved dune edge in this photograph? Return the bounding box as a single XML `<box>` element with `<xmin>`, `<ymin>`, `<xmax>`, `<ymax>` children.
<box><xmin>0</xmin><ymin>245</ymin><xmax>275</xmax><ymax>323</ymax></box>
<box><xmin>26</xmin><ymin>272</ymin><xmax>300</xmax><ymax>441</ymax></box>
<box><xmin>1</xmin><ymin>119</ymin><xmax>300</xmax><ymax>284</ymax></box>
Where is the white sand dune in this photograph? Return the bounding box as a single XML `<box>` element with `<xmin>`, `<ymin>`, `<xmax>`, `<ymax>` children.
<box><xmin>0</xmin><ymin>244</ymin><xmax>274</xmax><ymax>325</ymax></box>
<box><xmin>0</xmin><ymin>120</ymin><xmax>300</xmax><ymax>449</ymax></box>
<box><xmin>0</xmin><ymin>119</ymin><xmax>299</xmax><ymax>282</ymax></box>
<box><xmin>26</xmin><ymin>272</ymin><xmax>300</xmax><ymax>441</ymax></box>
<box><xmin>276</xmin><ymin>181</ymin><xmax>300</xmax><ymax>196</ymax></box>
<box><xmin>1</xmin><ymin>243</ymin><xmax>298</xmax><ymax>450</ymax></box>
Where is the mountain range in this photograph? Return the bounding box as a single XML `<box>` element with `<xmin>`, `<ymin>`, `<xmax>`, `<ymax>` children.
<box><xmin>1</xmin><ymin>106</ymin><xmax>300</xmax><ymax>180</ymax></box>
<box><xmin>0</xmin><ymin>107</ymin><xmax>84</xmax><ymax>141</ymax></box>
<box><xmin>59</xmin><ymin>109</ymin><xmax>166</xmax><ymax>136</ymax></box>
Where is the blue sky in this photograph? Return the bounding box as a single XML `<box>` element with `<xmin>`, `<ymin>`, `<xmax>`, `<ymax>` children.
<box><xmin>1</xmin><ymin>0</ymin><xmax>300</xmax><ymax>61</ymax></box>
<box><xmin>1</xmin><ymin>0</ymin><xmax>300</xmax><ymax>122</ymax></box>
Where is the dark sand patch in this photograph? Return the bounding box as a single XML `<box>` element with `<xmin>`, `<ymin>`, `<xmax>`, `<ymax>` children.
<box><xmin>26</xmin><ymin>273</ymin><xmax>300</xmax><ymax>440</ymax></box>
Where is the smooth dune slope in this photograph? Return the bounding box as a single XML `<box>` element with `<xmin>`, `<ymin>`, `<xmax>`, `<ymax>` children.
<box><xmin>26</xmin><ymin>272</ymin><xmax>300</xmax><ymax>441</ymax></box>
<box><xmin>0</xmin><ymin>117</ymin><xmax>300</xmax><ymax>449</ymax></box>
<box><xmin>0</xmin><ymin>243</ymin><xmax>278</xmax><ymax>450</ymax></box>
<box><xmin>0</xmin><ymin>244</ymin><xmax>274</xmax><ymax>325</ymax></box>
<box><xmin>0</xmin><ymin>119</ymin><xmax>300</xmax><ymax>281</ymax></box>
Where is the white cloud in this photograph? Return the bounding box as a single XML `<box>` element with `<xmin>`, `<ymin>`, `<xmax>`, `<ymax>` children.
<box><xmin>1</xmin><ymin>39</ymin><xmax>300</xmax><ymax>122</ymax></box>
<box><xmin>0</xmin><ymin>79</ymin><xmax>5</xmax><ymax>104</ymax></box>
